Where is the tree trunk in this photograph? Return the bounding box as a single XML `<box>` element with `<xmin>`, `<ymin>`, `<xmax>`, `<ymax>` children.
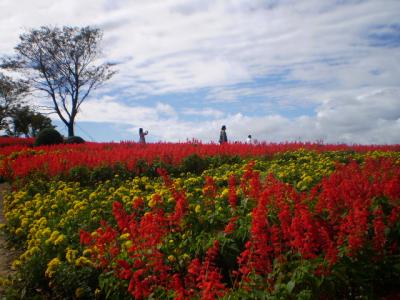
<box><xmin>67</xmin><ymin>122</ymin><xmax>74</xmax><ymax>137</ymax></box>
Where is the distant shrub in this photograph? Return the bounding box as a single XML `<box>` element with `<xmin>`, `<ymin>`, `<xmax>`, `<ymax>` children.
<box><xmin>66</xmin><ymin>136</ymin><xmax>85</xmax><ymax>144</ymax></box>
<box><xmin>90</xmin><ymin>165</ymin><xmax>115</xmax><ymax>183</ymax></box>
<box><xmin>180</xmin><ymin>154</ymin><xmax>209</xmax><ymax>174</ymax></box>
<box><xmin>69</xmin><ymin>165</ymin><xmax>90</xmax><ymax>184</ymax></box>
<box><xmin>34</xmin><ymin>128</ymin><xmax>64</xmax><ymax>146</ymax></box>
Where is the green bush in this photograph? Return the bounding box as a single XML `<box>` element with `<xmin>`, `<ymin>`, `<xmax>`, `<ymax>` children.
<box><xmin>180</xmin><ymin>153</ymin><xmax>209</xmax><ymax>174</ymax></box>
<box><xmin>90</xmin><ymin>165</ymin><xmax>115</xmax><ymax>183</ymax></box>
<box><xmin>66</xmin><ymin>136</ymin><xmax>85</xmax><ymax>144</ymax></box>
<box><xmin>69</xmin><ymin>165</ymin><xmax>90</xmax><ymax>185</ymax></box>
<box><xmin>34</xmin><ymin>128</ymin><xmax>64</xmax><ymax>146</ymax></box>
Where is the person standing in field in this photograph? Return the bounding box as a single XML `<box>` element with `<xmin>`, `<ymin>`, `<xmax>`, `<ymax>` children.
<box><xmin>139</xmin><ymin>128</ymin><xmax>148</xmax><ymax>144</ymax></box>
<box><xmin>246</xmin><ymin>134</ymin><xmax>252</xmax><ymax>144</ymax></box>
<box><xmin>219</xmin><ymin>125</ymin><xmax>228</xmax><ymax>144</ymax></box>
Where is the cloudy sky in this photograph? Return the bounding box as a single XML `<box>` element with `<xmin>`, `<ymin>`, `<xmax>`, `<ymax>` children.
<box><xmin>1</xmin><ymin>0</ymin><xmax>399</xmax><ymax>144</ymax></box>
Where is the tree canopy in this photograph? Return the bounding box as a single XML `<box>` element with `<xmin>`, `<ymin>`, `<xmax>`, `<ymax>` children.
<box><xmin>1</xmin><ymin>26</ymin><xmax>116</xmax><ymax>137</ymax></box>
<box><xmin>6</xmin><ymin>105</ymin><xmax>54</xmax><ymax>137</ymax></box>
<box><xmin>0</xmin><ymin>73</ymin><xmax>28</xmax><ymax>130</ymax></box>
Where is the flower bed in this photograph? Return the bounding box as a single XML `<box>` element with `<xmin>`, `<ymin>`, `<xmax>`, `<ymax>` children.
<box><xmin>1</xmin><ymin>145</ymin><xmax>399</xmax><ymax>299</ymax></box>
<box><xmin>1</xmin><ymin>141</ymin><xmax>400</xmax><ymax>182</ymax></box>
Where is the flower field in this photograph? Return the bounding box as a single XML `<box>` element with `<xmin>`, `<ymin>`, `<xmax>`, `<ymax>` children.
<box><xmin>1</xmin><ymin>139</ymin><xmax>400</xmax><ymax>299</ymax></box>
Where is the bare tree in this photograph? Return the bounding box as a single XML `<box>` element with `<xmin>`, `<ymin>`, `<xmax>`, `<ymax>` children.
<box><xmin>2</xmin><ymin>26</ymin><xmax>116</xmax><ymax>137</ymax></box>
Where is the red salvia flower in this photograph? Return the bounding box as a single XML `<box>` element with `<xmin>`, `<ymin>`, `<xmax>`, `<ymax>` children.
<box><xmin>372</xmin><ymin>207</ymin><xmax>386</xmax><ymax>255</ymax></box>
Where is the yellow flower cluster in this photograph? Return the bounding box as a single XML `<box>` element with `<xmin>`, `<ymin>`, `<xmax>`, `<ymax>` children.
<box><xmin>0</xmin><ymin>276</ymin><xmax>11</xmax><ymax>287</ymax></box>
<box><xmin>66</xmin><ymin>248</ymin><xmax>78</xmax><ymax>264</ymax></box>
<box><xmin>75</xmin><ymin>256</ymin><xmax>94</xmax><ymax>268</ymax></box>
<box><xmin>2</xmin><ymin>176</ymin><xmax>178</xmax><ymax>281</ymax></box>
<box><xmin>45</xmin><ymin>257</ymin><xmax>61</xmax><ymax>278</ymax></box>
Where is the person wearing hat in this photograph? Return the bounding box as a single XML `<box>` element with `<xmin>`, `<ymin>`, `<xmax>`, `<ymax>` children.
<box><xmin>219</xmin><ymin>125</ymin><xmax>227</xmax><ymax>144</ymax></box>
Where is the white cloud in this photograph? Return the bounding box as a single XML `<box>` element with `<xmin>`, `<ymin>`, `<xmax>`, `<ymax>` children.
<box><xmin>71</xmin><ymin>88</ymin><xmax>400</xmax><ymax>144</ymax></box>
<box><xmin>182</xmin><ymin>108</ymin><xmax>224</xmax><ymax>118</ymax></box>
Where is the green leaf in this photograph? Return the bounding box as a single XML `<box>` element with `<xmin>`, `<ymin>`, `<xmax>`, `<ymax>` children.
<box><xmin>287</xmin><ymin>280</ymin><xmax>296</xmax><ymax>294</ymax></box>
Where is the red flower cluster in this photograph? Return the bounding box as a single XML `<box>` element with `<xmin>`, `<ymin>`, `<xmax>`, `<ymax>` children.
<box><xmin>236</xmin><ymin>157</ymin><xmax>400</xmax><ymax>286</ymax></box>
<box><xmin>2</xmin><ymin>141</ymin><xmax>400</xmax><ymax>180</ymax></box>
<box><xmin>0</xmin><ymin>137</ymin><xmax>33</xmax><ymax>148</ymax></box>
<box><xmin>186</xmin><ymin>240</ymin><xmax>226</xmax><ymax>300</ymax></box>
<box><xmin>173</xmin><ymin>240</ymin><xmax>226</xmax><ymax>300</ymax></box>
<box><xmin>79</xmin><ymin>157</ymin><xmax>400</xmax><ymax>298</ymax></box>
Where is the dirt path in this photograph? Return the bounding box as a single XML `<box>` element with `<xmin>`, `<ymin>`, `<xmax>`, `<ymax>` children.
<box><xmin>0</xmin><ymin>183</ymin><xmax>19</xmax><ymax>296</ymax></box>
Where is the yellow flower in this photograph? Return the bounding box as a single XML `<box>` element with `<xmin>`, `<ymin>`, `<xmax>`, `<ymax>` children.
<box><xmin>42</xmin><ymin>228</ymin><xmax>52</xmax><ymax>237</ymax></box>
<box><xmin>195</xmin><ymin>205</ymin><xmax>201</xmax><ymax>214</ymax></box>
<box><xmin>83</xmin><ymin>249</ymin><xmax>93</xmax><ymax>257</ymax></box>
<box><xmin>15</xmin><ymin>228</ymin><xmax>23</xmax><ymax>236</ymax></box>
<box><xmin>54</xmin><ymin>234</ymin><xmax>66</xmax><ymax>246</ymax></box>
<box><xmin>20</xmin><ymin>218</ymin><xmax>29</xmax><ymax>227</ymax></box>
<box><xmin>148</xmin><ymin>198</ymin><xmax>155</xmax><ymax>207</ymax></box>
<box><xmin>0</xmin><ymin>277</ymin><xmax>11</xmax><ymax>286</ymax></box>
<box><xmin>19</xmin><ymin>251</ymin><xmax>28</xmax><ymax>262</ymax></box>
<box><xmin>95</xmin><ymin>288</ymin><xmax>101</xmax><ymax>298</ymax></box>
<box><xmin>38</xmin><ymin>217</ymin><xmax>47</xmax><ymax>225</ymax></box>
<box><xmin>123</xmin><ymin>240</ymin><xmax>133</xmax><ymax>250</ymax></box>
<box><xmin>11</xmin><ymin>259</ymin><xmax>22</xmax><ymax>270</ymax></box>
<box><xmin>120</xmin><ymin>233</ymin><xmax>130</xmax><ymax>240</ymax></box>
<box><xmin>89</xmin><ymin>192</ymin><xmax>97</xmax><ymax>201</ymax></box>
<box><xmin>45</xmin><ymin>257</ymin><xmax>61</xmax><ymax>278</ymax></box>
<box><xmin>167</xmin><ymin>255</ymin><xmax>176</xmax><ymax>262</ymax></box>
<box><xmin>182</xmin><ymin>253</ymin><xmax>190</xmax><ymax>261</ymax></box>
<box><xmin>49</xmin><ymin>231</ymin><xmax>60</xmax><ymax>242</ymax></box>
<box><xmin>28</xmin><ymin>246</ymin><xmax>40</xmax><ymax>256</ymax></box>
<box><xmin>66</xmin><ymin>248</ymin><xmax>78</xmax><ymax>264</ymax></box>
<box><xmin>75</xmin><ymin>287</ymin><xmax>85</xmax><ymax>298</ymax></box>
<box><xmin>75</xmin><ymin>256</ymin><xmax>94</xmax><ymax>268</ymax></box>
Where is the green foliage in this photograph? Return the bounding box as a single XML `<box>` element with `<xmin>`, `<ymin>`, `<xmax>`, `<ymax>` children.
<box><xmin>180</xmin><ymin>153</ymin><xmax>210</xmax><ymax>174</ymax></box>
<box><xmin>98</xmin><ymin>272</ymin><xmax>131</xmax><ymax>300</ymax></box>
<box><xmin>34</xmin><ymin>128</ymin><xmax>64</xmax><ymax>146</ymax></box>
<box><xmin>89</xmin><ymin>165</ymin><xmax>115</xmax><ymax>183</ymax></box>
<box><xmin>0</xmin><ymin>73</ymin><xmax>29</xmax><ymax>131</ymax></box>
<box><xmin>8</xmin><ymin>253</ymin><xmax>50</xmax><ymax>299</ymax></box>
<box><xmin>69</xmin><ymin>165</ymin><xmax>90</xmax><ymax>185</ymax></box>
<box><xmin>50</xmin><ymin>263</ymin><xmax>100</xmax><ymax>300</ymax></box>
<box><xmin>7</xmin><ymin>106</ymin><xmax>54</xmax><ymax>138</ymax></box>
<box><xmin>208</xmin><ymin>154</ymin><xmax>242</xmax><ymax>167</ymax></box>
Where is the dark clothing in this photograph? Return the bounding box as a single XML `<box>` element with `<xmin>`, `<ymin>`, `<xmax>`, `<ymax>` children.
<box><xmin>139</xmin><ymin>131</ymin><xmax>147</xmax><ymax>144</ymax></box>
<box><xmin>219</xmin><ymin>130</ymin><xmax>227</xmax><ymax>144</ymax></box>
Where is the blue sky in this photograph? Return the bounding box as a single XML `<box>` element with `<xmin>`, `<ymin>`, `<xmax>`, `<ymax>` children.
<box><xmin>1</xmin><ymin>0</ymin><xmax>400</xmax><ymax>144</ymax></box>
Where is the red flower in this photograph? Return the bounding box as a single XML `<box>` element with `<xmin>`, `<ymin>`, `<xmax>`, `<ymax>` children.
<box><xmin>373</xmin><ymin>207</ymin><xmax>386</xmax><ymax>255</ymax></box>
<box><xmin>228</xmin><ymin>174</ymin><xmax>238</xmax><ymax>209</ymax></box>
<box><xmin>224</xmin><ymin>216</ymin><xmax>239</xmax><ymax>234</ymax></box>
<box><xmin>79</xmin><ymin>229</ymin><xmax>92</xmax><ymax>245</ymax></box>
